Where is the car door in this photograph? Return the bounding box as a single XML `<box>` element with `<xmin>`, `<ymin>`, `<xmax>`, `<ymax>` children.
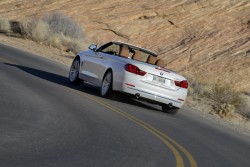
<box><xmin>80</xmin><ymin>43</ymin><xmax>121</xmax><ymax>87</ymax></box>
<box><xmin>81</xmin><ymin>51</ymin><xmax>106</xmax><ymax>87</ymax></box>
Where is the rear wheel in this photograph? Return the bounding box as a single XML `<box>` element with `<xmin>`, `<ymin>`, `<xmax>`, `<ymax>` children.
<box><xmin>100</xmin><ymin>71</ymin><xmax>112</xmax><ymax>97</ymax></box>
<box><xmin>69</xmin><ymin>58</ymin><xmax>82</xmax><ymax>85</ymax></box>
<box><xmin>162</xmin><ymin>104</ymin><xmax>179</xmax><ymax>114</ymax></box>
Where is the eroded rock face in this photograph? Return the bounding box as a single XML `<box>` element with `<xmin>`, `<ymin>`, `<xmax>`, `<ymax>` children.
<box><xmin>1</xmin><ymin>0</ymin><xmax>249</xmax><ymax>92</ymax></box>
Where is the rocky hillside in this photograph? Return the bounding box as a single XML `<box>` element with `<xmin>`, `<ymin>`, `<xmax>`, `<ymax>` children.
<box><xmin>1</xmin><ymin>0</ymin><xmax>249</xmax><ymax>92</ymax></box>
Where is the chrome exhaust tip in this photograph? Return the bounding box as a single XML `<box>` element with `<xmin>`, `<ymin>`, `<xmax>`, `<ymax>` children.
<box><xmin>135</xmin><ymin>93</ymin><xmax>140</xmax><ymax>99</ymax></box>
<box><xmin>168</xmin><ymin>103</ymin><xmax>173</xmax><ymax>108</ymax></box>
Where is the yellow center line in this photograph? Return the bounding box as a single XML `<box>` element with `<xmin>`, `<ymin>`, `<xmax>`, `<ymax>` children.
<box><xmin>67</xmin><ymin>87</ymin><xmax>198</xmax><ymax>167</ymax></box>
<box><xmin>91</xmin><ymin>96</ymin><xmax>198</xmax><ymax>167</ymax></box>
<box><xmin>84</xmin><ymin>92</ymin><xmax>184</xmax><ymax>166</ymax></box>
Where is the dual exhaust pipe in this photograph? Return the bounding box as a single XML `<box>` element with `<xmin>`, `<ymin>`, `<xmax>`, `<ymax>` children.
<box><xmin>135</xmin><ymin>93</ymin><xmax>173</xmax><ymax>108</ymax></box>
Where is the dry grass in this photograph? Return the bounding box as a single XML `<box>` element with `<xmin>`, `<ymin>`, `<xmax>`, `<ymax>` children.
<box><xmin>2</xmin><ymin>12</ymin><xmax>84</xmax><ymax>54</ymax></box>
<box><xmin>188</xmin><ymin>75</ymin><xmax>250</xmax><ymax>118</ymax></box>
<box><xmin>22</xmin><ymin>12</ymin><xmax>84</xmax><ymax>53</ymax></box>
<box><xmin>43</xmin><ymin>11</ymin><xmax>83</xmax><ymax>40</ymax></box>
<box><xmin>31</xmin><ymin>20</ymin><xmax>50</xmax><ymax>42</ymax></box>
<box><xmin>0</xmin><ymin>17</ymin><xmax>11</xmax><ymax>33</ymax></box>
<box><xmin>237</xmin><ymin>93</ymin><xmax>250</xmax><ymax>118</ymax></box>
<box><xmin>206</xmin><ymin>84</ymin><xmax>241</xmax><ymax>117</ymax></box>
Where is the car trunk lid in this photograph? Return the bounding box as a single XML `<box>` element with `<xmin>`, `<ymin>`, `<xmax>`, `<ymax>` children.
<box><xmin>131</xmin><ymin>62</ymin><xmax>187</xmax><ymax>90</ymax></box>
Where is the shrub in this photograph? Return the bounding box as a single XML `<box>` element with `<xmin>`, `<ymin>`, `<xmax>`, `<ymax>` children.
<box><xmin>187</xmin><ymin>75</ymin><xmax>250</xmax><ymax>118</ymax></box>
<box><xmin>62</xmin><ymin>36</ymin><xmax>82</xmax><ymax>53</ymax></box>
<box><xmin>20</xmin><ymin>12</ymin><xmax>84</xmax><ymax>53</ymax></box>
<box><xmin>206</xmin><ymin>84</ymin><xmax>241</xmax><ymax>106</ymax></box>
<box><xmin>187</xmin><ymin>76</ymin><xmax>210</xmax><ymax>101</ymax></box>
<box><xmin>9</xmin><ymin>21</ymin><xmax>22</xmax><ymax>34</ymax></box>
<box><xmin>217</xmin><ymin>103</ymin><xmax>235</xmax><ymax>118</ymax></box>
<box><xmin>31</xmin><ymin>20</ymin><xmax>50</xmax><ymax>42</ymax></box>
<box><xmin>21</xmin><ymin>18</ymin><xmax>39</xmax><ymax>38</ymax></box>
<box><xmin>43</xmin><ymin>11</ymin><xmax>83</xmax><ymax>39</ymax></box>
<box><xmin>237</xmin><ymin>93</ymin><xmax>250</xmax><ymax>118</ymax></box>
<box><xmin>0</xmin><ymin>17</ymin><xmax>11</xmax><ymax>33</ymax></box>
<box><xmin>46</xmin><ymin>33</ymin><xmax>82</xmax><ymax>53</ymax></box>
<box><xmin>0</xmin><ymin>12</ymin><xmax>83</xmax><ymax>53</ymax></box>
<box><xmin>47</xmin><ymin>33</ymin><xmax>62</xmax><ymax>49</ymax></box>
<box><xmin>200</xmin><ymin>83</ymin><xmax>245</xmax><ymax>117</ymax></box>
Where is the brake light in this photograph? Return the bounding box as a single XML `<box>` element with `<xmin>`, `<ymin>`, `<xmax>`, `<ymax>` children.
<box><xmin>175</xmin><ymin>80</ymin><xmax>188</xmax><ymax>89</ymax></box>
<box><xmin>124</xmin><ymin>64</ymin><xmax>147</xmax><ymax>76</ymax></box>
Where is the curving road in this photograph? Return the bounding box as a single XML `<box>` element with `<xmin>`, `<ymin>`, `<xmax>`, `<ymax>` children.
<box><xmin>0</xmin><ymin>43</ymin><xmax>250</xmax><ymax>167</ymax></box>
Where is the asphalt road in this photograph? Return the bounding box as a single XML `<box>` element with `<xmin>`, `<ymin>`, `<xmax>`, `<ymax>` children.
<box><xmin>0</xmin><ymin>43</ymin><xmax>250</xmax><ymax>167</ymax></box>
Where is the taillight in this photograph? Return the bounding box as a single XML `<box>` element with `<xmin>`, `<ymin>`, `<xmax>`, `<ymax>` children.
<box><xmin>124</xmin><ymin>64</ymin><xmax>147</xmax><ymax>76</ymax></box>
<box><xmin>175</xmin><ymin>80</ymin><xmax>188</xmax><ymax>89</ymax></box>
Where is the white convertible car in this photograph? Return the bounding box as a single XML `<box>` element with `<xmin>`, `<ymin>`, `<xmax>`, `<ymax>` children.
<box><xmin>69</xmin><ymin>41</ymin><xmax>188</xmax><ymax>114</ymax></box>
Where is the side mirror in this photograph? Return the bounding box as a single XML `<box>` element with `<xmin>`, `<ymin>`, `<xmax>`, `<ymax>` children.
<box><xmin>88</xmin><ymin>44</ymin><xmax>97</xmax><ymax>51</ymax></box>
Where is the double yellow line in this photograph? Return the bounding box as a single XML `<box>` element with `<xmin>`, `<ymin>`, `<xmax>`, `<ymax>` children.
<box><xmin>67</xmin><ymin>87</ymin><xmax>197</xmax><ymax>167</ymax></box>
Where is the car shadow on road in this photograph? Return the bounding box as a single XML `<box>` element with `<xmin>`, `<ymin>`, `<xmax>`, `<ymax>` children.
<box><xmin>4</xmin><ymin>63</ymin><xmax>161</xmax><ymax>112</ymax></box>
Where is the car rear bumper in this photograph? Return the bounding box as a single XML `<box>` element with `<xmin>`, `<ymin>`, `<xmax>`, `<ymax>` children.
<box><xmin>121</xmin><ymin>84</ymin><xmax>185</xmax><ymax>108</ymax></box>
<box><xmin>113</xmin><ymin>71</ymin><xmax>187</xmax><ymax>108</ymax></box>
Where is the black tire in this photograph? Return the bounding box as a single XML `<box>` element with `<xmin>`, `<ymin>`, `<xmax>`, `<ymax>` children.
<box><xmin>100</xmin><ymin>71</ymin><xmax>113</xmax><ymax>97</ymax></box>
<box><xmin>69</xmin><ymin>58</ymin><xmax>83</xmax><ymax>85</ymax></box>
<box><xmin>162</xmin><ymin>104</ymin><xmax>179</xmax><ymax>114</ymax></box>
